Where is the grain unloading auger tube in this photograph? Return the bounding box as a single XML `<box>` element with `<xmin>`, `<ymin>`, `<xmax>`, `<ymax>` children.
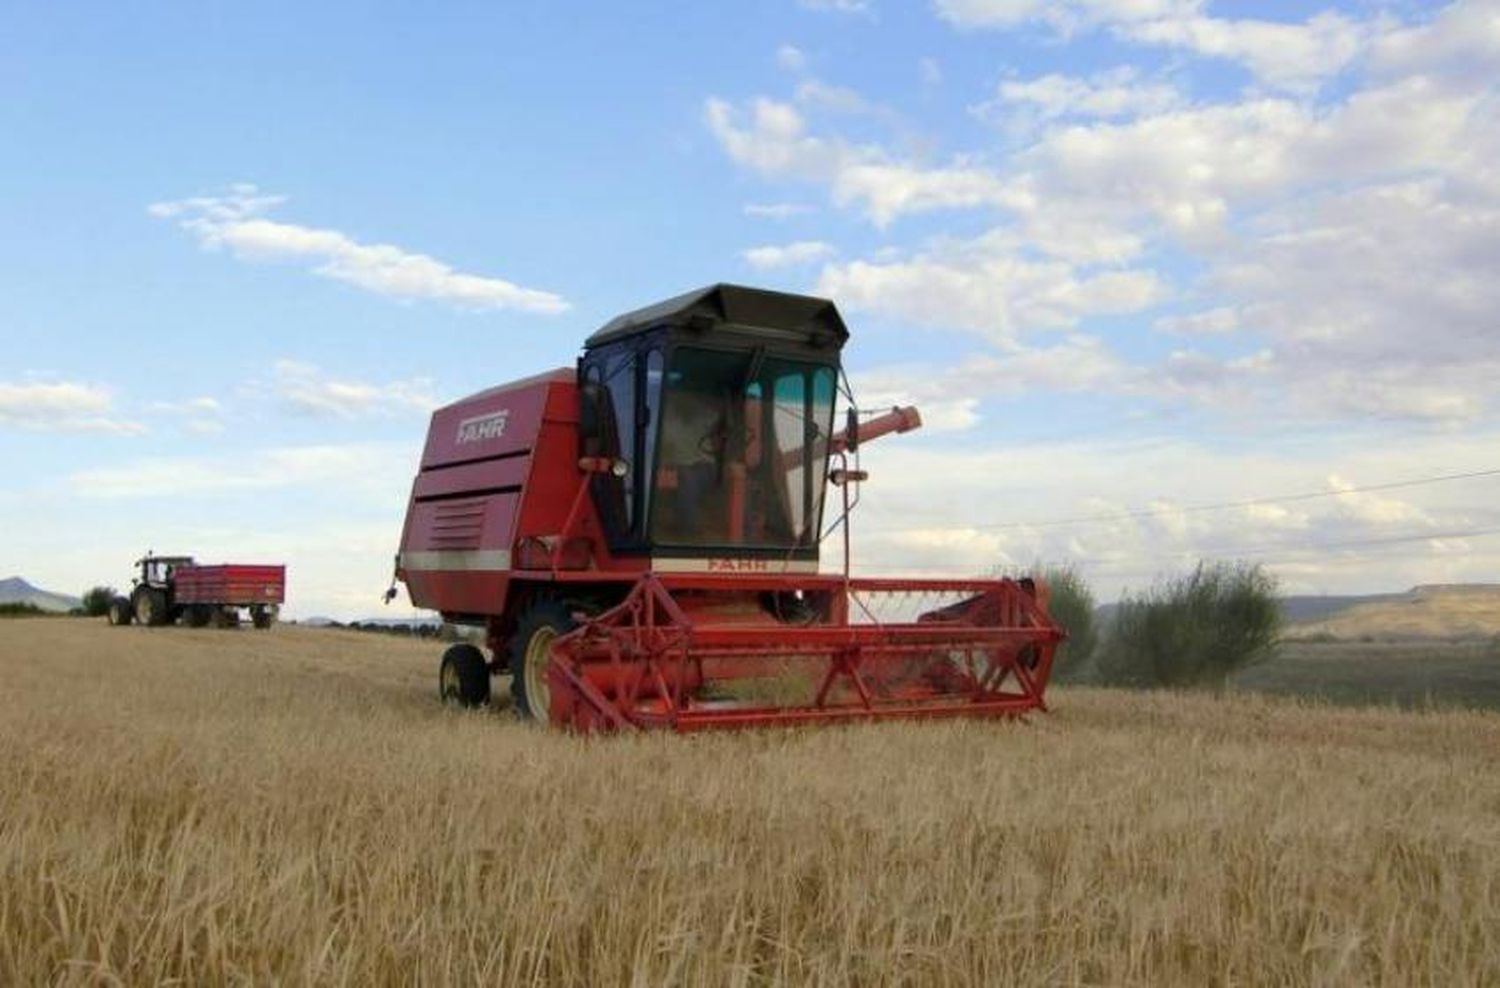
<box><xmin>392</xmin><ymin>283</ymin><xmax>1065</xmax><ymax>731</ymax></box>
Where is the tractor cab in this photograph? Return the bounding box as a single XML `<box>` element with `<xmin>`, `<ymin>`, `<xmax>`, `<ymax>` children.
<box><xmin>577</xmin><ymin>284</ymin><xmax>844</xmax><ymax>563</ymax></box>
<box><xmin>134</xmin><ymin>554</ymin><xmax>194</xmax><ymax>590</ymax></box>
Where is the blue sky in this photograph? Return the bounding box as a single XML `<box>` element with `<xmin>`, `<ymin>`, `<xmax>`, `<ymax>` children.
<box><xmin>3</xmin><ymin>0</ymin><xmax>1497</xmax><ymax>617</ymax></box>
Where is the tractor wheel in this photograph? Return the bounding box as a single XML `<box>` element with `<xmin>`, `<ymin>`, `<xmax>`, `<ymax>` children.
<box><xmin>132</xmin><ymin>588</ymin><xmax>168</xmax><ymax>627</ymax></box>
<box><xmin>106</xmin><ymin>597</ymin><xmax>133</xmax><ymax>626</ymax></box>
<box><xmin>250</xmin><ymin>604</ymin><xmax>278</xmax><ymax>630</ymax></box>
<box><xmin>508</xmin><ymin>599</ymin><xmax>578</xmax><ymax>724</ymax></box>
<box><xmin>184</xmin><ymin>605</ymin><xmax>211</xmax><ymax>628</ymax></box>
<box><xmin>439</xmin><ymin>643</ymin><xmax>490</xmax><ymax>708</ymax></box>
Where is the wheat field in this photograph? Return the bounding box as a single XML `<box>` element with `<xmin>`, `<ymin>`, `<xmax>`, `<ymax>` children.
<box><xmin>1</xmin><ymin>619</ymin><xmax>1496</xmax><ymax>985</ymax></box>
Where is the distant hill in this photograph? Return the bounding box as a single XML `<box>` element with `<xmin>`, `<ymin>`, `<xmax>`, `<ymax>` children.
<box><xmin>0</xmin><ymin>577</ymin><xmax>81</xmax><ymax>613</ymax></box>
<box><xmin>1094</xmin><ymin>585</ymin><xmax>1498</xmax><ymax>641</ymax></box>
<box><xmin>1288</xmin><ymin>584</ymin><xmax>1500</xmax><ymax>641</ymax></box>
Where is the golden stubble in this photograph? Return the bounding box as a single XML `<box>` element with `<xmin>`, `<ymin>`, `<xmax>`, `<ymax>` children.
<box><xmin>1</xmin><ymin>620</ymin><xmax>1496</xmax><ymax>985</ymax></box>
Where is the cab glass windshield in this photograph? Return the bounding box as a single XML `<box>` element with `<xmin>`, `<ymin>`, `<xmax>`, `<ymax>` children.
<box><xmin>651</xmin><ymin>347</ymin><xmax>836</xmax><ymax>549</ymax></box>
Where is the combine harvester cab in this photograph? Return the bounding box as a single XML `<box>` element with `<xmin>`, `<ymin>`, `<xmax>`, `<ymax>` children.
<box><xmin>395</xmin><ymin>284</ymin><xmax>1062</xmax><ymax>731</ymax></box>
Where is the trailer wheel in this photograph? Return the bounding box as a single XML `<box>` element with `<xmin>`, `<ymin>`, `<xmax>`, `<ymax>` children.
<box><xmin>132</xmin><ymin>588</ymin><xmax>168</xmax><ymax>627</ymax></box>
<box><xmin>250</xmin><ymin>604</ymin><xmax>278</xmax><ymax>630</ymax></box>
<box><xmin>439</xmin><ymin>643</ymin><xmax>490</xmax><ymax>708</ymax></box>
<box><xmin>184</xmin><ymin>605</ymin><xmax>211</xmax><ymax>628</ymax></box>
<box><xmin>212</xmin><ymin>608</ymin><xmax>241</xmax><ymax>629</ymax></box>
<box><xmin>509</xmin><ymin>599</ymin><xmax>578</xmax><ymax>723</ymax></box>
<box><xmin>106</xmin><ymin>597</ymin><xmax>133</xmax><ymax>626</ymax></box>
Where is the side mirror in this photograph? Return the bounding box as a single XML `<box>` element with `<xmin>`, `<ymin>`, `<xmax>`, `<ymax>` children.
<box><xmin>844</xmin><ymin>407</ymin><xmax>859</xmax><ymax>454</ymax></box>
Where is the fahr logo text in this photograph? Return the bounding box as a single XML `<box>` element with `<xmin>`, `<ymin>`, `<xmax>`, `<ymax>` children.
<box><xmin>456</xmin><ymin>410</ymin><xmax>509</xmax><ymax>444</ymax></box>
<box><xmin>707</xmin><ymin>558</ymin><xmax>772</xmax><ymax>573</ymax></box>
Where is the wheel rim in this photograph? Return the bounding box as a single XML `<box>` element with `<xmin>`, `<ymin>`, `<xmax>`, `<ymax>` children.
<box><xmin>523</xmin><ymin>626</ymin><xmax>557</xmax><ymax>721</ymax></box>
<box><xmin>440</xmin><ymin>659</ymin><xmax>460</xmax><ymax>702</ymax></box>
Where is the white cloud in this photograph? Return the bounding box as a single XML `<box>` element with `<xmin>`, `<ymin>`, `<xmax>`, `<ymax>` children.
<box><xmin>854</xmin><ymin>335</ymin><xmax>1134</xmax><ymax>430</ymax></box>
<box><xmin>1154</xmin><ymin>307</ymin><xmax>1238</xmax><ymax>335</ymax></box>
<box><xmin>800</xmin><ymin>0</ymin><xmax>871</xmax><ymax>13</ymax></box>
<box><xmin>72</xmin><ymin>442</ymin><xmax>412</xmax><ymax>499</ymax></box>
<box><xmin>776</xmin><ymin>44</ymin><xmax>808</xmax><ymax>72</ymax></box>
<box><xmin>1371</xmin><ymin>0</ymin><xmax>1500</xmax><ymax>77</ymax></box>
<box><xmin>148</xmin><ymin>395</ymin><xmax>225</xmax><ymax>434</ymax></box>
<box><xmin>150</xmin><ymin>184</ymin><xmax>569</xmax><ymax>314</ymax></box>
<box><xmin>743</xmin><ymin>201</ymin><xmax>817</xmax><ymax>220</ymax></box>
<box><xmin>934</xmin><ymin>1</ymin><xmax>1378</xmax><ymax>90</ymax></box>
<box><xmin>708</xmin><ymin>1</ymin><xmax>1500</xmax><ymax>430</ymax></box>
<box><xmin>0</xmin><ymin>380</ymin><xmax>145</xmax><ymax>434</ymax></box>
<box><xmin>985</xmin><ymin>68</ymin><xmax>1182</xmax><ymax>123</ymax></box>
<box><xmin>818</xmin><ymin>242</ymin><xmax>1164</xmax><ymax>341</ymax></box>
<box><xmin>270</xmin><ymin>360</ymin><xmax>438</xmax><ymax>420</ymax></box>
<box><xmin>843</xmin><ymin>429</ymin><xmax>1500</xmax><ymax>596</ymax></box>
<box><xmin>920</xmin><ymin>57</ymin><xmax>943</xmax><ymax>86</ymax></box>
<box><xmin>741</xmin><ymin>240</ymin><xmax>836</xmax><ymax>269</ymax></box>
<box><xmin>704</xmin><ymin>97</ymin><xmax>1028</xmax><ymax>225</ymax></box>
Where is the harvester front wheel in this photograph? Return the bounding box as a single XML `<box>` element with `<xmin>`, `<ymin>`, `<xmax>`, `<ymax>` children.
<box><xmin>132</xmin><ymin>588</ymin><xmax>168</xmax><ymax>627</ymax></box>
<box><xmin>106</xmin><ymin>597</ymin><xmax>132</xmax><ymax>626</ymax></box>
<box><xmin>509</xmin><ymin>599</ymin><xmax>577</xmax><ymax>724</ymax></box>
<box><xmin>439</xmin><ymin>643</ymin><xmax>490</xmax><ymax>708</ymax></box>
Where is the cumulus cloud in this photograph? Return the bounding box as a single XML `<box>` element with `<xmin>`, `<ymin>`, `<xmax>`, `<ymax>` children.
<box><xmin>1154</xmin><ymin>307</ymin><xmax>1238</xmax><ymax>335</ymax></box>
<box><xmin>0</xmin><ymin>380</ymin><xmax>145</xmax><ymax>434</ymax></box>
<box><xmin>934</xmin><ymin>1</ymin><xmax>1377</xmax><ymax>91</ymax></box>
<box><xmin>799</xmin><ymin>0</ymin><xmax>871</xmax><ymax>13</ymax></box>
<box><xmin>708</xmin><ymin>2</ymin><xmax>1499</xmax><ymax>429</ymax></box>
<box><xmin>743</xmin><ymin>201</ymin><xmax>817</xmax><ymax>219</ymax></box>
<box><xmin>270</xmin><ymin>360</ymin><xmax>438</xmax><ymax>420</ymax></box>
<box><xmin>150</xmin><ymin>184</ymin><xmax>569</xmax><ymax>314</ymax></box>
<box><xmin>817</xmin><ymin>240</ymin><xmax>1164</xmax><ymax>341</ymax></box>
<box><xmin>72</xmin><ymin>442</ymin><xmax>412</xmax><ymax>498</ymax></box>
<box><xmin>704</xmin><ymin>98</ymin><xmax>1027</xmax><ymax>225</ymax></box>
<box><xmin>982</xmin><ymin>68</ymin><xmax>1183</xmax><ymax>124</ymax></box>
<box><xmin>147</xmin><ymin>395</ymin><xmax>225</xmax><ymax>435</ymax></box>
<box><xmin>776</xmin><ymin>44</ymin><xmax>808</xmax><ymax>72</ymax></box>
<box><xmin>741</xmin><ymin>240</ymin><xmax>836</xmax><ymax>269</ymax></box>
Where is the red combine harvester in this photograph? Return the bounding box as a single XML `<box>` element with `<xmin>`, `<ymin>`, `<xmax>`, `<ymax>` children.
<box><xmin>106</xmin><ymin>553</ymin><xmax>285</xmax><ymax>629</ymax></box>
<box><xmin>394</xmin><ymin>284</ymin><xmax>1061</xmax><ymax>732</ymax></box>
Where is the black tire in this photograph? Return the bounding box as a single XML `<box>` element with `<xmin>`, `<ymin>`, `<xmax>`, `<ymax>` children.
<box><xmin>106</xmin><ymin>597</ymin><xmax>132</xmax><ymax>626</ymax></box>
<box><xmin>439</xmin><ymin>643</ymin><xmax>491</xmax><ymax>708</ymax></box>
<box><xmin>250</xmin><ymin>604</ymin><xmax>277</xmax><ymax>630</ymax></box>
<box><xmin>184</xmin><ymin>605</ymin><xmax>211</xmax><ymax>628</ymax></box>
<box><xmin>508</xmin><ymin>599</ymin><xmax>578</xmax><ymax>723</ymax></box>
<box><xmin>132</xmin><ymin>587</ymin><xmax>168</xmax><ymax>627</ymax></box>
<box><xmin>212</xmin><ymin>608</ymin><xmax>241</xmax><ymax>629</ymax></box>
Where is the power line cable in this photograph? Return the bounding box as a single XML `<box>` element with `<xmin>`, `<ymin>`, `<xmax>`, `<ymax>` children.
<box><xmin>1068</xmin><ymin>524</ymin><xmax>1500</xmax><ymax>571</ymax></box>
<box><xmin>859</xmin><ymin>465</ymin><xmax>1500</xmax><ymax>536</ymax></box>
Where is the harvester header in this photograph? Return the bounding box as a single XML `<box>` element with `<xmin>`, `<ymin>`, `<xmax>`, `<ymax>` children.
<box><xmin>395</xmin><ymin>283</ymin><xmax>1061</xmax><ymax>731</ymax></box>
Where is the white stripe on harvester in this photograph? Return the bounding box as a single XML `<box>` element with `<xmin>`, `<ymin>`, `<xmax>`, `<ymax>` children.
<box><xmin>399</xmin><ymin>550</ymin><xmax>512</xmax><ymax>571</ymax></box>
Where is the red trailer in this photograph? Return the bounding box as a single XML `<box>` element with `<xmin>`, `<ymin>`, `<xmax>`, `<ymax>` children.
<box><xmin>106</xmin><ymin>554</ymin><xmax>285</xmax><ymax>629</ymax></box>
<box><xmin>393</xmin><ymin>284</ymin><xmax>1062</xmax><ymax>732</ymax></box>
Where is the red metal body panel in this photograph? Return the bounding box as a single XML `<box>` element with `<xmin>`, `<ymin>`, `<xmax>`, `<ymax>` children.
<box><xmin>172</xmin><ymin>564</ymin><xmax>286</xmax><ymax>606</ymax></box>
<box><xmin>393</xmin><ymin>288</ymin><xmax>1063</xmax><ymax>732</ymax></box>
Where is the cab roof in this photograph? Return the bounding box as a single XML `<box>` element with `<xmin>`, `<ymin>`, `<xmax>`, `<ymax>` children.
<box><xmin>585</xmin><ymin>283</ymin><xmax>848</xmax><ymax>351</ymax></box>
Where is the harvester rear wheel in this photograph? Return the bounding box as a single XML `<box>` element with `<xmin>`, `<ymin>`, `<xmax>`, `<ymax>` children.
<box><xmin>439</xmin><ymin>643</ymin><xmax>490</xmax><ymax>708</ymax></box>
<box><xmin>132</xmin><ymin>588</ymin><xmax>168</xmax><ymax>627</ymax></box>
<box><xmin>106</xmin><ymin>597</ymin><xmax>132</xmax><ymax>626</ymax></box>
<box><xmin>509</xmin><ymin>599</ymin><xmax>577</xmax><ymax>724</ymax></box>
